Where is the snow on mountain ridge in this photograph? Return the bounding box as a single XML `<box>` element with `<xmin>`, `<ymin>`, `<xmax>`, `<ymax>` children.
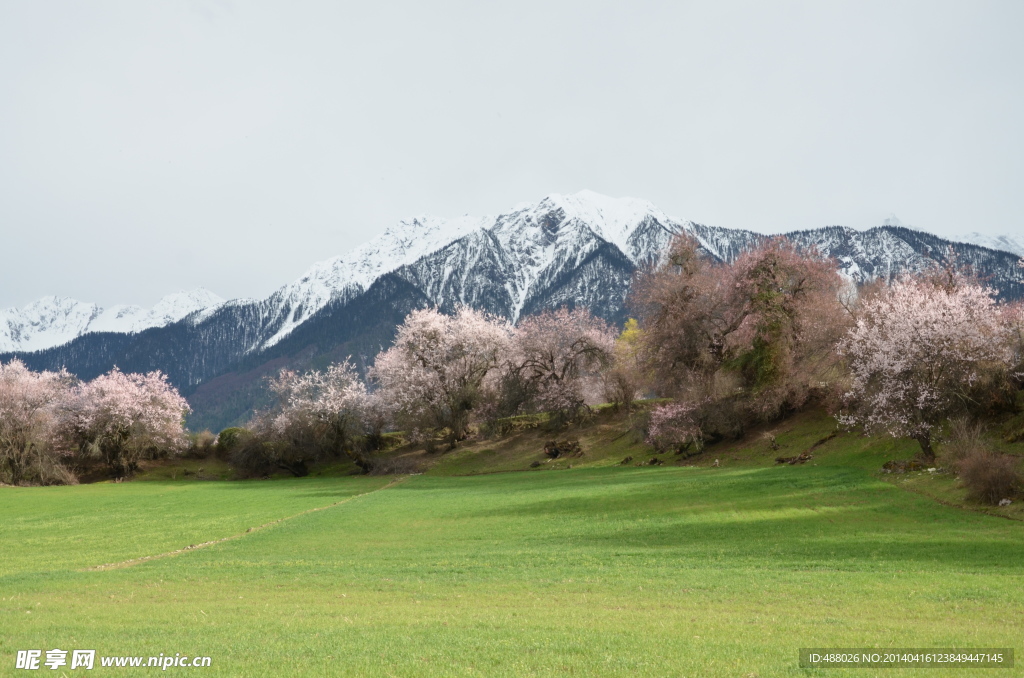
<box><xmin>0</xmin><ymin>289</ymin><xmax>225</xmax><ymax>353</ymax></box>
<box><xmin>960</xmin><ymin>232</ymin><xmax>1024</xmax><ymax>258</ymax></box>
<box><xmin>471</xmin><ymin>191</ymin><xmax>679</xmax><ymax>320</ymax></box>
<box><xmin>5</xmin><ymin>191</ymin><xmax>1023</xmax><ymax>355</ymax></box>
<box><xmin>261</xmin><ymin>192</ymin><xmax>671</xmax><ymax>343</ymax></box>
<box><xmin>90</xmin><ymin>288</ymin><xmax>227</xmax><ymax>334</ymax></box>
<box><xmin>542</xmin><ymin>190</ymin><xmax>669</xmax><ymax>255</ymax></box>
<box><xmin>258</xmin><ymin>214</ymin><xmax>489</xmax><ymax>349</ymax></box>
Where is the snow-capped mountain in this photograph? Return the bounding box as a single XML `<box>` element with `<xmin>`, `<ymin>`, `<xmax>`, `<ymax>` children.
<box><xmin>5</xmin><ymin>191</ymin><xmax>1023</xmax><ymax>431</ymax></box>
<box><xmin>873</xmin><ymin>216</ymin><xmax>1024</xmax><ymax>259</ymax></box>
<box><xmin>960</xmin><ymin>232</ymin><xmax>1024</xmax><ymax>258</ymax></box>
<box><xmin>5</xmin><ymin>192</ymin><xmax>1024</xmax><ymax>356</ymax></box>
<box><xmin>257</xmin><ymin>213</ymin><xmax>488</xmax><ymax>349</ymax></box>
<box><xmin>241</xmin><ymin>190</ymin><xmax>755</xmax><ymax>341</ymax></box>
<box><xmin>0</xmin><ymin>289</ymin><xmax>225</xmax><ymax>353</ymax></box>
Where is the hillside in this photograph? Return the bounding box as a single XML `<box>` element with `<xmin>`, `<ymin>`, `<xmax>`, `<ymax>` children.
<box><xmin>135</xmin><ymin>403</ymin><xmax>1024</xmax><ymax>522</ymax></box>
<box><xmin>4</xmin><ymin>405</ymin><xmax>1024</xmax><ymax>676</ymax></box>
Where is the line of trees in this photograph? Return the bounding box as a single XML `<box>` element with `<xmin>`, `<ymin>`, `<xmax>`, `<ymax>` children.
<box><xmin>227</xmin><ymin>305</ymin><xmax>620</xmax><ymax>475</ymax></box>
<box><xmin>239</xmin><ymin>235</ymin><xmax>1022</xmax><ymax>483</ymax></box>
<box><xmin>0</xmin><ymin>362</ymin><xmax>190</xmax><ymax>484</ymax></box>
<box><xmin>3</xmin><ymin>234</ymin><xmax>1022</xmax><ymax>489</ymax></box>
<box><xmin>636</xmin><ymin>236</ymin><xmax>1023</xmax><ymax>464</ymax></box>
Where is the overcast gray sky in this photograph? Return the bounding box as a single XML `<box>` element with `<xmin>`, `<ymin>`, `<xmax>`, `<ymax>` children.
<box><xmin>1</xmin><ymin>0</ymin><xmax>1022</xmax><ymax>309</ymax></box>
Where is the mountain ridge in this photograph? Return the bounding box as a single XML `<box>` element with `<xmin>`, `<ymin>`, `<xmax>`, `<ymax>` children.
<box><xmin>5</xmin><ymin>192</ymin><xmax>1022</xmax><ymax>355</ymax></box>
<box><xmin>4</xmin><ymin>191</ymin><xmax>1023</xmax><ymax>431</ymax></box>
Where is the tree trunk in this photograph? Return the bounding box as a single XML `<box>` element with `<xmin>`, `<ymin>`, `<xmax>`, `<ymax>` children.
<box><xmin>345</xmin><ymin>449</ymin><xmax>373</xmax><ymax>474</ymax></box>
<box><xmin>915</xmin><ymin>433</ymin><xmax>935</xmax><ymax>464</ymax></box>
<box><xmin>277</xmin><ymin>460</ymin><xmax>310</xmax><ymax>477</ymax></box>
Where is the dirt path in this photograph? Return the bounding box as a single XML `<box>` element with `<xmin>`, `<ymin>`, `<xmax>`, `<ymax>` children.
<box><xmin>84</xmin><ymin>476</ymin><xmax>408</xmax><ymax>572</ymax></box>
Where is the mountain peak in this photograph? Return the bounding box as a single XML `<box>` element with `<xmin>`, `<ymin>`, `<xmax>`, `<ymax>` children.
<box><xmin>0</xmin><ymin>288</ymin><xmax>224</xmax><ymax>353</ymax></box>
<box><xmin>6</xmin><ymin>194</ymin><xmax>1023</xmax><ymax>357</ymax></box>
<box><xmin>535</xmin><ymin>190</ymin><xmax>668</xmax><ymax>253</ymax></box>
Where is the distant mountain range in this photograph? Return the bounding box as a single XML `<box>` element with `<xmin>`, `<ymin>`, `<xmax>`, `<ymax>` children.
<box><xmin>4</xmin><ymin>191</ymin><xmax>1023</xmax><ymax>431</ymax></box>
<box><xmin>0</xmin><ymin>288</ymin><xmax>225</xmax><ymax>354</ymax></box>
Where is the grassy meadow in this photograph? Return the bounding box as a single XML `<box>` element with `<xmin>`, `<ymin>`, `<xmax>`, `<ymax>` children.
<box><xmin>2</xmin><ymin>410</ymin><xmax>1024</xmax><ymax>676</ymax></box>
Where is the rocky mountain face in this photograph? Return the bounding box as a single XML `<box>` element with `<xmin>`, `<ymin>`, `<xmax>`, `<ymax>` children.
<box><xmin>4</xmin><ymin>191</ymin><xmax>1023</xmax><ymax>430</ymax></box>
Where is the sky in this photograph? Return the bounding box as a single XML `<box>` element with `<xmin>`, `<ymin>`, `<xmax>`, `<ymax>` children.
<box><xmin>1</xmin><ymin>0</ymin><xmax>1022</xmax><ymax>309</ymax></box>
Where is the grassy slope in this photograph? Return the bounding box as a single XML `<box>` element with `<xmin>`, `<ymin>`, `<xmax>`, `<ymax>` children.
<box><xmin>2</xmin><ymin>410</ymin><xmax>1024</xmax><ymax>677</ymax></box>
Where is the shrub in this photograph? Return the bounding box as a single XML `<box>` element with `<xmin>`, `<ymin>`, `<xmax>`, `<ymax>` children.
<box><xmin>941</xmin><ymin>417</ymin><xmax>988</xmax><ymax>466</ymax></box>
<box><xmin>957</xmin><ymin>449</ymin><xmax>1021</xmax><ymax>505</ymax></box>
<box><xmin>185</xmin><ymin>430</ymin><xmax>218</xmax><ymax>459</ymax></box>
<box><xmin>215</xmin><ymin>427</ymin><xmax>247</xmax><ymax>457</ymax></box>
<box><xmin>479</xmin><ymin>413</ymin><xmax>544</xmax><ymax>439</ymax></box>
<box><xmin>31</xmin><ymin>455</ymin><xmax>79</xmax><ymax>486</ymax></box>
<box><xmin>1003</xmin><ymin>413</ymin><xmax>1024</xmax><ymax>444</ymax></box>
<box><xmin>228</xmin><ymin>429</ymin><xmax>275</xmax><ymax>479</ymax></box>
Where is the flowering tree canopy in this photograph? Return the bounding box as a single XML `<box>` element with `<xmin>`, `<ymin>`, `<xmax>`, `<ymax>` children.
<box><xmin>646</xmin><ymin>400</ymin><xmax>703</xmax><ymax>454</ymax></box>
<box><xmin>0</xmin><ymin>359</ymin><xmax>73</xmax><ymax>485</ymax></box>
<box><xmin>510</xmin><ymin>307</ymin><xmax>616</xmax><ymax>419</ymax></box>
<box><xmin>632</xmin><ymin>235</ymin><xmax>848</xmax><ymax>440</ymax></box>
<box><xmin>61</xmin><ymin>367</ymin><xmax>191</xmax><ymax>477</ymax></box>
<box><xmin>838</xmin><ymin>276</ymin><xmax>1013</xmax><ymax>460</ymax></box>
<box><xmin>634</xmin><ymin>235</ymin><xmax>845</xmax><ymax>409</ymax></box>
<box><xmin>728</xmin><ymin>239</ymin><xmax>847</xmax><ymax>402</ymax></box>
<box><xmin>267</xmin><ymin>363</ymin><xmax>367</xmax><ymax>435</ymax></box>
<box><xmin>254</xmin><ymin>362</ymin><xmax>372</xmax><ymax>474</ymax></box>
<box><xmin>370</xmin><ymin>306</ymin><xmax>511</xmax><ymax>444</ymax></box>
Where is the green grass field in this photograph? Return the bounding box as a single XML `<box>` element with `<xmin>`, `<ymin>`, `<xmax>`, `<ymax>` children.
<box><xmin>2</xmin><ymin>410</ymin><xmax>1023</xmax><ymax>676</ymax></box>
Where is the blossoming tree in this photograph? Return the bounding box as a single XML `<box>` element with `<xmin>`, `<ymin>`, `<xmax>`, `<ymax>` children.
<box><xmin>510</xmin><ymin>307</ymin><xmax>616</xmax><ymax>421</ymax></box>
<box><xmin>0</xmin><ymin>359</ymin><xmax>73</xmax><ymax>484</ymax></box>
<box><xmin>61</xmin><ymin>368</ymin><xmax>191</xmax><ymax>477</ymax></box>
<box><xmin>370</xmin><ymin>306</ymin><xmax>511</xmax><ymax>446</ymax></box>
<box><xmin>838</xmin><ymin>276</ymin><xmax>1013</xmax><ymax>462</ymax></box>
<box><xmin>255</xmin><ymin>361</ymin><xmax>372</xmax><ymax>474</ymax></box>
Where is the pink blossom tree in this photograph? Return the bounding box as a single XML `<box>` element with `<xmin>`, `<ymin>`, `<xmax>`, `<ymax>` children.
<box><xmin>508</xmin><ymin>307</ymin><xmax>616</xmax><ymax>422</ymax></box>
<box><xmin>0</xmin><ymin>359</ymin><xmax>74</xmax><ymax>485</ymax></box>
<box><xmin>251</xmin><ymin>361</ymin><xmax>372</xmax><ymax>475</ymax></box>
<box><xmin>1004</xmin><ymin>301</ymin><xmax>1024</xmax><ymax>384</ymax></box>
<box><xmin>646</xmin><ymin>400</ymin><xmax>703</xmax><ymax>455</ymax></box>
<box><xmin>61</xmin><ymin>368</ymin><xmax>191</xmax><ymax>477</ymax></box>
<box><xmin>838</xmin><ymin>276</ymin><xmax>1013</xmax><ymax>462</ymax></box>
<box><xmin>633</xmin><ymin>235</ymin><xmax>846</xmax><ymax>414</ymax></box>
<box><xmin>370</xmin><ymin>306</ymin><xmax>511</xmax><ymax>446</ymax></box>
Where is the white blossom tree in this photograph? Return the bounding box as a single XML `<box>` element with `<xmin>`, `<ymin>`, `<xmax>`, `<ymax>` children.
<box><xmin>509</xmin><ymin>307</ymin><xmax>616</xmax><ymax>421</ymax></box>
<box><xmin>370</xmin><ymin>306</ymin><xmax>511</xmax><ymax>446</ymax></box>
<box><xmin>838</xmin><ymin>276</ymin><xmax>1013</xmax><ymax>461</ymax></box>
<box><xmin>254</xmin><ymin>361</ymin><xmax>372</xmax><ymax>474</ymax></box>
<box><xmin>646</xmin><ymin>399</ymin><xmax>704</xmax><ymax>454</ymax></box>
<box><xmin>0</xmin><ymin>359</ymin><xmax>74</xmax><ymax>485</ymax></box>
<box><xmin>60</xmin><ymin>368</ymin><xmax>191</xmax><ymax>477</ymax></box>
